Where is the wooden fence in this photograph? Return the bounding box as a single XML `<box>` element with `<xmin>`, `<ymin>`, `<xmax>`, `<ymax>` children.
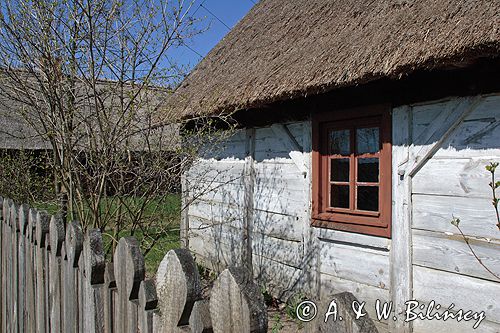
<box><xmin>0</xmin><ymin>196</ymin><xmax>268</xmax><ymax>333</ymax></box>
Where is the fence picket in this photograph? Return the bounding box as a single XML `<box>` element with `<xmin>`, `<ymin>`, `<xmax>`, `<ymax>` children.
<box><xmin>82</xmin><ymin>229</ymin><xmax>106</xmax><ymax>333</ymax></box>
<box><xmin>36</xmin><ymin>210</ymin><xmax>50</xmax><ymax>333</ymax></box>
<box><xmin>0</xmin><ymin>200</ymin><xmax>269</xmax><ymax>333</ymax></box>
<box><xmin>64</xmin><ymin>221</ymin><xmax>83</xmax><ymax>333</ymax></box>
<box><xmin>49</xmin><ymin>216</ymin><xmax>65</xmax><ymax>333</ymax></box>
<box><xmin>17</xmin><ymin>204</ymin><xmax>29</xmax><ymax>333</ymax></box>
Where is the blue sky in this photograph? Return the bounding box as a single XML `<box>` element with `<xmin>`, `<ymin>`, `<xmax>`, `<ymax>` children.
<box><xmin>168</xmin><ymin>0</ymin><xmax>255</xmax><ymax>74</ymax></box>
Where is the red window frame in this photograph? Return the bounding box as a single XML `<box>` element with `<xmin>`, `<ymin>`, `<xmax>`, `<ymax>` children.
<box><xmin>311</xmin><ymin>105</ymin><xmax>392</xmax><ymax>238</ymax></box>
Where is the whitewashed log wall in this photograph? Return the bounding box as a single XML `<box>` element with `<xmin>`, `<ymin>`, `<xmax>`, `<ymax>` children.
<box><xmin>185</xmin><ymin>93</ymin><xmax>500</xmax><ymax>333</ymax></box>
<box><xmin>0</xmin><ymin>197</ymin><xmax>268</xmax><ymax>333</ymax></box>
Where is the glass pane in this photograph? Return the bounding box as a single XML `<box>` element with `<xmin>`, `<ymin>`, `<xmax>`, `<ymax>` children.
<box><xmin>330</xmin><ymin>185</ymin><xmax>350</xmax><ymax>209</ymax></box>
<box><xmin>331</xmin><ymin>159</ymin><xmax>349</xmax><ymax>182</ymax></box>
<box><xmin>357</xmin><ymin>186</ymin><xmax>379</xmax><ymax>211</ymax></box>
<box><xmin>356</xmin><ymin>127</ymin><xmax>379</xmax><ymax>154</ymax></box>
<box><xmin>357</xmin><ymin>158</ymin><xmax>379</xmax><ymax>183</ymax></box>
<box><xmin>329</xmin><ymin>129</ymin><xmax>350</xmax><ymax>155</ymax></box>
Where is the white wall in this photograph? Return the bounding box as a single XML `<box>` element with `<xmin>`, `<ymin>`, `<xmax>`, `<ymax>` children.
<box><xmin>184</xmin><ymin>93</ymin><xmax>500</xmax><ymax>333</ymax></box>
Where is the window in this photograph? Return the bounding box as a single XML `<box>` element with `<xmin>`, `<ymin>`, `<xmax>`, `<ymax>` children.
<box><xmin>312</xmin><ymin>105</ymin><xmax>391</xmax><ymax>238</ymax></box>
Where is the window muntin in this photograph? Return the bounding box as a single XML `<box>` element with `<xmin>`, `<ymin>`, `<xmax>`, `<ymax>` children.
<box><xmin>312</xmin><ymin>106</ymin><xmax>391</xmax><ymax>238</ymax></box>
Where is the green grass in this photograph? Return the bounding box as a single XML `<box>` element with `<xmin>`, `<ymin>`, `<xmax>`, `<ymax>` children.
<box><xmin>34</xmin><ymin>193</ymin><xmax>182</xmax><ymax>276</ymax></box>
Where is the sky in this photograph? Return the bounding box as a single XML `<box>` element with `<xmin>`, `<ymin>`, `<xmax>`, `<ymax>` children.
<box><xmin>168</xmin><ymin>0</ymin><xmax>255</xmax><ymax>74</ymax></box>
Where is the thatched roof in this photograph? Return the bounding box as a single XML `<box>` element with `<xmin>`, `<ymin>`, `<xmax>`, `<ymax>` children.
<box><xmin>169</xmin><ymin>0</ymin><xmax>500</xmax><ymax>117</ymax></box>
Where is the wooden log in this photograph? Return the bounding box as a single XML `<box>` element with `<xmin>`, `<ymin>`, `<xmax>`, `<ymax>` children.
<box><xmin>155</xmin><ymin>249</ymin><xmax>201</xmax><ymax>332</ymax></box>
<box><xmin>113</xmin><ymin>237</ymin><xmax>145</xmax><ymax>333</ymax></box>
<box><xmin>63</xmin><ymin>221</ymin><xmax>83</xmax><ymax>333</ymax></box>
<box><xmin>209</xmin><ymin>267</ymin><xmax>267</xmax><ymax>333</ymax></box>
<box><xmin>36</xmin><ymin>210</ymin><xmax>50</xmax><ymax>333</ymax></box>
<box><xmin>138</xmin><ymin>279</ymin><xmax>158</xmax><ymax>333</ymax></box>
<box><xmin>17</xmin><ymin>204</ymin><xmax>29</xmax><ymax>333</ymax></box>
<box><xmin>189</xmin><ymin>300</ymin><xmax>213</xmax><ymax>333</ymax></box>
<box><xmin>25</xmin><ymin>208</ymin><xmax>38</xmax><ymax>333</ymax></box>
<box><xmin>49</xmin><ymin>215</ymin><xmax>65</xmax><ymax>333</ymax></box>
<box><xmin>103</xmin><ymin>264</ymin><xmax>116</xmax><ymax>333</ymax></box>
<box><xmin>82</xmin><ymin>229</ymin><xmax>106</xmax><ymax>333</ymax></box>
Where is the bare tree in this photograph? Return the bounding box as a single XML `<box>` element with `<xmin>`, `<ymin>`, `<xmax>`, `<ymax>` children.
<box><xmin>0</xmin><ymin>0</ymin><xmax>235</xmax><ymax>259</ymax></box>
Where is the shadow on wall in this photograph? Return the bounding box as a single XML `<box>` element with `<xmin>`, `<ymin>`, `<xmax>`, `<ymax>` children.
<box><xmin>186</xmin><ymin>94</ymin><xmax>500</xmax><ymax>301</ymax></box>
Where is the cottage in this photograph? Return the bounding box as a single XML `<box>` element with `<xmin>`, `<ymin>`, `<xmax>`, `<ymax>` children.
<box><xmin>169</xmin><ymin>1</ymin><xmax>500</xmax><ymax>332</ymax></box>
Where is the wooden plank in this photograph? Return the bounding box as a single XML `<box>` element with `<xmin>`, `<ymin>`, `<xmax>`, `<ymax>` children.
<box><xmin>413</xmin><ymin>157</ymin><xmax>498</xmax><ymax>198</ymax></box>
<box><xmin>49</xmin><ymin>216</ymin><xmax>65</xmax><ymax>333</ymax></box>
<box><xmin>17</xmin><ymin>204</ymin><xmax>29</xmax><ymax>333</ymax></box>
<box><xmin>316</xmin><ymin>228</ymin><xmax>391</xmax><ymax>251</ymax></box>
<box><xmin>25</xmin><ymin>209</ymin><xmax>37</xmax><ymax>333</ymax></box>
<box><xmin>412</xmin><ymin>194</ymin><xmax>499</xmax><ymax>239</ymax></box>
<box><xmin>103</xmin><ymin>264</ymin><xmax>116</xmax><ymax>333</ymax></box>
<box><xmin>36</xmin><ymin>210</ymin><xmax>50</xmax><ymax>333</ymax></box>
<box><xmin>113</xmin><ymin>237</ymin><xmax>145</xmax><ymax>333</ymax></box>
<box><xmin>10</xmin><ymin>202</ymin><xmax>19</xmax><ymax>333</ymax></box>
<box><xmin>252</xmin><ymin>234</ymin><xmax>303</xmax><ymax>268</ymax></box>
<box><xmin>210</xmin><ymin>267</ymin><xmax>267</xmax><ymax>333</ymax></box>
<box><xmin>63</xmin><ymin>221</ymin><xmax>84</xmax><ymax>333</ymax></box>
<box><xmin>390</xmin><ymin>105</ymin><xmax>412</xmax><ymax>333</ymax></box>
<box><xmin>242</xmin><ymin>128</ymin><xmax>256</xmax><ymax>272</ymax></box>
<box><xmin>82</xmin><ymin>229</ymin><xmax>106</xmax><ymax>333</ymax></box>
<box><xmin>156</xmin><ymin>249</ymin><xmax>201</xmax><ymax>332</ymax></box>
<box><xmin>413</xmin><ymin>229</ymin><xmax>500</xmax><ymax>281</ymax></box>
<box><xmin>413</xmin><ymin>266</ymin><xmax>500</xmax><ymax>324</ymax></box>
<box><xmin>138</xmin><ymin>279</ymin><xmax>157</xmax><ymax>333</ymax></box>
<box><xmin>319</xmin><ymin>240</ymin><xmax>390</xmax><ymax>289</ymax></box>
<box><xmin>1</xmin><ymin>199</ymin><xmax>11</xmax><ymax>333</ymax></box>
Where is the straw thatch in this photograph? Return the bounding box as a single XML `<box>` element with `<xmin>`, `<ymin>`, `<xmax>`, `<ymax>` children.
<box><xmin>169</xmin><ymin>0</ymin><xmax>500</xmax><ymax>117</ymax></box>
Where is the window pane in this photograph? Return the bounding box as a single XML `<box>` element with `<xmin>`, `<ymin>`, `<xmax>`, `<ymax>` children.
<box><xmin>356</xmin><ymin>127</ymin><xmax>379</xmax><ymax>154</ymax></box>
<box><xmin>330</xmin><ymin>185</ymin><xmax>350</xmax><ymax>209</ymax></box>
<box><xmin>357</xmin><ymin>186</ymin><xmax>379</xmax><ymax>211</ymax></box>
<box><xmin>329</xmin><ymin>129</ymin><xmax>350</xmax><ymax>155</ymax></box>
<box><xmin>357</xmin><ymin>158</ymin><xmax>379</xmax><ymax>183</ymax></box>
<box><xmin>331</xmin><ymin>159</ymin><xmax>349</xmax><ymax>182</ymax></box>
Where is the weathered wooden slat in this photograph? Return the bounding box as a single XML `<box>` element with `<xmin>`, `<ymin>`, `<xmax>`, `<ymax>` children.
<box><xmin>2</xmin><ymin>199</ymin><xmax>13</xmax><ymax>333</ymax></box>
<box><xmin>319</xmin><ymin>239</ymin><xmax>390</xmax><ymax>290</ymax></box>
<box><xmin>189</xmin><ymin>300</ymin><xmax>212</xmax><ymax>333</ymax></box>
<box><xmin>49</xmin><ymin>215</ymin><xmax>65</xmax><ymax>333</ymax></box>
<box><xmin>390</xmin><ymin>105</ymin><xmax>412</xmax><ymax>333</ymax></box>
<box><xmin>82</xmin><ymin>229</ymin><xmax>106</xmax><ymax>333</ymax></box>
<box><xmin>156</xmin><ymin>249</ymin><xmax>201</xmax><ymax>332</ymax></box>
<box><xmin>63</xmin><ymin>221</ymin><xmax>83</xmax><ymax>333</ymax></box>
<box><xmin>17</xmin><ymin>204</ymin><xmax>29</xmax><ymax>333</ymax></box>
<box><xmin>113</xmin><ymin>237</ymin><xmax>145</xmax><ymax>333</ymax></box>
<box><xmin>138</xmin><ymin>279</ymin><xmax>157</xmax><ymax>333</ymax></box>
<box><xmin>103</xmin><ymin>264</ymin><xmax>116</xmax><ymax>333</ymax></box>
<box><xmin>413</xmin><ymin>265</ymin><xmax>500</xmax><ymax>324</ymax></box>
<box><xmin>413</xmin><ymin>157</ymin><xmax>499</xmax><ymax>198</ymax></box>
<box><xmin>10</xmin><ymin>202</ymin><xmax>19</xmax><ymax>333</ymax></box>
<box><xmin>210</xmin><ymin>267</ymin><xmax>267</xmax><ymax>333</ymax></box>
<box><xmin>413</xmin><ymin>229</ymin><xmax>500</xmax><ymax>281</ymax></box>
<box><xmin>412</xmin><ymin>194</ymin><xmax>499</xmax><ymax>239</ymax></box>
<box><xmin>25</xmin><ymin>208</ymin><xmax>37</xmax><ymax>333</ymax></box>
<box><xmin>36</xmin><ymin>210</ymin><xmax>50</xmax><ymax>333</ymax></box>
